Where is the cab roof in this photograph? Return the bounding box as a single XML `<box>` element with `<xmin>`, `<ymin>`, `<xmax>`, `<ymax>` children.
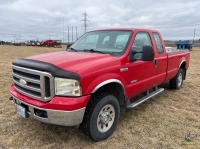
<box><xmin>95</xmin><ymin>28</ymin><xmax>159</xmax><ymax>33</ymax></box>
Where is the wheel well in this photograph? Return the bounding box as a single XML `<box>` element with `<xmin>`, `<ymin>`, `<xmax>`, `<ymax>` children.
<box><xmin>180</xmin><ymin>61</ymin><xmax>186</xmax><ymax>69</ymax></box>
<box><xmin>180</xmin><ymin>61</ymin><xmax>186</xmax><ymax>80</ymax></box>
<box><xmin>91</xmin><ymin>82</ymin><xmax>126</xmax><ymax>108</ymax></box>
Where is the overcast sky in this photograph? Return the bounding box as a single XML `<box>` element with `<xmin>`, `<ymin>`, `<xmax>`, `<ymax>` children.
<box><xmin>0</xmin><ymin>0</ymin><xmax>200</xmax><ymax>42</ymax></box>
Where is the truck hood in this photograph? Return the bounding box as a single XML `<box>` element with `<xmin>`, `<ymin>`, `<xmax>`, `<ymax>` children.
<box><xmin>27</xmin><ymin>51</ymin><xmax>119</xmax><ymax>76</ymax></box>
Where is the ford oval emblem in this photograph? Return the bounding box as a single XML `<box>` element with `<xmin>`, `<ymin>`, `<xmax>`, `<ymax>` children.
<box><xmin>19</xmin><ymin>79</ymin><xmax>27</xmax><ymax>87</ymax></box>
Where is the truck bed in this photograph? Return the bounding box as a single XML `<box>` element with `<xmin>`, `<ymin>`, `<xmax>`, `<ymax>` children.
<box><xmin>166</xmin><ymin>50</ymin><xmax>190</xmax><ymax>81</ymax></box>
<box><xmin>166</xmin><ymin>47</ymin><xmax>189</xmax><ymax>53</ymax></box>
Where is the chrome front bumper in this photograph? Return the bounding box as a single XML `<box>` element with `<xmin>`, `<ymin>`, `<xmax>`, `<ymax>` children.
<box><xmin>10</xmin><ymin>95</ymin><xmax>86</xmax><ymax>126</ymax></box>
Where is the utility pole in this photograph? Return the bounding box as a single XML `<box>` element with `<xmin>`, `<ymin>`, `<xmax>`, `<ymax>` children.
<box><xmin>13</xmin><ymin>34</ymin><xmax>21</xmax><ymax>43</ymax></box>
<box><xmin>72</xmin><ymin>26</ymin><xmax>73</xmax><ymax>42</ymax></box>
<box><xmin>68</xmin><ymin>26</ymin><xmax>69</xmax><ymax>43</ymax></box>
<box><xmin>13</xmin><ymin>35</ymin><xmax>15</xmax><ymax>43</ymax></box>
<box><xmin>81</xmin><ymin>11</ymin><xmax>89</xmax><ymax>33</ymax></box>
<box><xmin>193</xmin><ymin>28</ymin><xmax>196</xmax><ymax>42</ymax></box>
<box><xmin>63</xmin><ymin>17</ymin><xmax>64</xmax><ymax>43</ymax></box>
<box><xmin>76</xmin><ymin>26</ymin><xmax>78</xmax><ymax>40</ymax></box>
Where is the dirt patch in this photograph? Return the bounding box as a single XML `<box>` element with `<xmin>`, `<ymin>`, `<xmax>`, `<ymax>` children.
<box><xmin>0</xmin><ymin>45</ymin><xmax>200</xmax><ymax>148</ymax></box>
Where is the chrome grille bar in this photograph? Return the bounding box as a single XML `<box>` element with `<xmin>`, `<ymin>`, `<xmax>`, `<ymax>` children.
<box><xmin>13</xmin><ymin>72</ymin><xmax>40</xmax><ymax>84</ymax></box>
<box><xmin>13</xmin><ymin>79</ymin><xmax>41</xmax><ymax>92</ymax></box>
<box><xmin>12</xmin><ymin>65</ymin><xmax>54</xmax><ymax>102</ymax></box>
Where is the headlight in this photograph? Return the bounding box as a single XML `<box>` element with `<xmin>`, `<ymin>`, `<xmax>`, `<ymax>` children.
<box><xmin>55</xmin><ymin>78</ymin><xmax>81</xmax><ymax>96</ymax></box>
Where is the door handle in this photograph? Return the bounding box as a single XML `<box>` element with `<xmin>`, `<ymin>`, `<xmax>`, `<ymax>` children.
<box><xmin>154</xmin><ymin>60</ymin><xmax>158</xmax><ymax>67</ymax></box>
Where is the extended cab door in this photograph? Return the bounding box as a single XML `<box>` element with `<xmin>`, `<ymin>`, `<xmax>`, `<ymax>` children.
<box><xmin>123</xmin><ymin>31</ymin><xmax>157</xmax><ymax>99</ymax></box>
<box><xmin>152</xmin><ymin>32</ymin><xmax>167</xmax><ymax>85</ymax></box>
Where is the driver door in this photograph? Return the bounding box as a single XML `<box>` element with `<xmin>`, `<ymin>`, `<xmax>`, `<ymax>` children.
<box><xmin>123</xmin><ymin>32</ymin><xmax>157</xmax><ymax>98</ymax></box>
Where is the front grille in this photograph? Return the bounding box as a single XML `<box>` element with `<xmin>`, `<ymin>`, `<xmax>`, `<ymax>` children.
<box><xmin>12</xmin><ymin>65</ymin><xmax>54</xmax><ymax>102</ymax></box>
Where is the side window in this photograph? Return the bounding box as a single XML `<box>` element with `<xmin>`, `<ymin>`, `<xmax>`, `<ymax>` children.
<box><xmin>131</xmin><ymin>32</ymin><xmax>152</xmax><ymax>60</ymax></box>
<box><xmin>153</xmin><ymin>33</ymin><xmax>164</xmax><ymax>54</ymax></box>
<box><xmin>132</xmin><ymin>32</ymin><xmax>152</xmax><ymax>52</ymax></box>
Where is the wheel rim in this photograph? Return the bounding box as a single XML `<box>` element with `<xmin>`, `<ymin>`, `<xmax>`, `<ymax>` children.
<box><xmin>177</xmin><ymin>72</ymin><xmax>183</xmax><ymax>87</ymax></box>
<box><xmin>97</xmin><ymin>104</ymin><xmax>115</xmax><ymax>133</ymax></box>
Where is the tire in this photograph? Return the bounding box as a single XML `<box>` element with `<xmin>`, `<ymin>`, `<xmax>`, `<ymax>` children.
<box><xmin>81</xmin><ymin>93</ymin><xmax>120</xmax><ymax>141</ymax></box>
<box><xmin>170</xmin><ymin>68</ymin><xmax>184</xmax><ymax>89</ymax></box>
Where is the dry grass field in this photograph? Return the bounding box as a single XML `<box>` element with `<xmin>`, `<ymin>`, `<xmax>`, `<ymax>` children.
<box><xmin>0</xmin><ymin>45</ymin><xmax>200</xmax><ymax>149</ymax></box>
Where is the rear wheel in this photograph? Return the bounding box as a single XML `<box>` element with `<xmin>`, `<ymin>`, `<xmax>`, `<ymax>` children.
<box><xmin>170</xmin><ymin>68</ymin><xmax>184</xmax><ymax>89</ymax></box>
<box><xmin>81</xmin><ymin>93</ymin><xmax>120</xmax><ymax>141</ymax></box>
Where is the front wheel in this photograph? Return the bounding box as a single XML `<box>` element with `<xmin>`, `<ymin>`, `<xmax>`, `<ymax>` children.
<box><xmin>81</xmin><ymin>94</ymin><xmax>120</xmax><ymax>141</ymax></box>
<box><xmin>170</xmin><ymin>68</ymin><xmax>184</xmax><ymax>89</ymax></box>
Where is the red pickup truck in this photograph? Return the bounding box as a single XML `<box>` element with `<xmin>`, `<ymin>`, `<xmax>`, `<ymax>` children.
<box><xmin>10</xmin><ymin>28</ymin><xmax>190</xmax><ymax>141</ymax></box>
<box><xmin>41</xmin><ymin>40</ymin><xmax>61</xmax><ymax>47</ymax></box>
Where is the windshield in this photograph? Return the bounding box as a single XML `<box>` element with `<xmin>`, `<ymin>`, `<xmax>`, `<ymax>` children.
<box><xmin>70</xmin><ymin>30</ymin><xmax>132</xmax><ymax>56</ymax></box>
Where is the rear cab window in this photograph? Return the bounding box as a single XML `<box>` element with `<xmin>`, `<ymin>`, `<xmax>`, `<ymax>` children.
<box><xmin>153</xmin><ymin>33</ymin><xmax>164</xmax><ymax>54</ymax></box>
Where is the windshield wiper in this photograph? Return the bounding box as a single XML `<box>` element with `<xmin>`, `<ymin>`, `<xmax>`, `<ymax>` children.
<box><xmin>83</xmin><ymin>49</ymin><xmax>106</xmax><ymax>54</ymax></box>
<box><xmin>68</xmin><ymin>47</ymin><xmax>78</xmax><ymax>52</ymax></box>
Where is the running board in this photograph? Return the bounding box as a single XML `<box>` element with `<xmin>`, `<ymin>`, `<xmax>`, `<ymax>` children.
<box><xmin>126</xmin><ymin>88</ymin><xmax>164</xmax><ymax>109</ymax></box>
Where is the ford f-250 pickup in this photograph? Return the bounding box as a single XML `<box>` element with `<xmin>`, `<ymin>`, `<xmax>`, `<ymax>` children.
<box><xmin>10</xmin><ymin>28</ymin><xmax>190</xmax><ymax>141</ymax></box>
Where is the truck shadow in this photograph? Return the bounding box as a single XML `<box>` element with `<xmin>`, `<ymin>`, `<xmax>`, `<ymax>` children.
<box><xmin>29</xmin><ymin>120</ymin><xmax>93</xmax><ymax>144</ymax></box>
<box><xmin>26</xmin><ymin>82</ymin><xmax>181</xmax><ymax>144</ymax></box>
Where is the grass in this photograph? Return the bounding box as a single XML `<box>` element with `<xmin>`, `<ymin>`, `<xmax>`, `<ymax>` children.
<box><xmin>0</xmin><ymin>45</ymin><xmax>200</xmax><ymax>149</ymax></box>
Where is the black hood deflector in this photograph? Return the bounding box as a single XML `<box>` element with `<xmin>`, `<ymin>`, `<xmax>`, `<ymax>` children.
<box><xmin>12</xmin><ymin>58</ymin><xmax>80</xmax><ymax>80</ymax></box>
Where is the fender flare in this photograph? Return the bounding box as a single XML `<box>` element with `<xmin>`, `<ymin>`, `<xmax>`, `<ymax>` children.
<box><xmin>91</xmin><ymin>79</ymin><xmax>126</xmax><ymax>96</ymax></box>
<box><xmin>178</xmin><ymin>60</ymin><xmax>187</xmax><ymax>79</ymax></box>
<box><xmin>179</xmin><ymin>60</ymin><xmax>186</xmax><ymax>69</ymax></box>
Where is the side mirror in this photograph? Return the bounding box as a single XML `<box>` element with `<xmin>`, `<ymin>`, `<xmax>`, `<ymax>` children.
<box><xmin>142</xmin><ymin>45</ymin><xmax>154</xmax><ymax>61</ymax></box>
<box><xmin>129</xmin><ymin>45</ymin><xmax>154</xmax><ymax>62</ymax></box>
<box><xmin>129</xmin><ymin>49</ymin><xmax>142</xmax><ymax>62</ymax></box>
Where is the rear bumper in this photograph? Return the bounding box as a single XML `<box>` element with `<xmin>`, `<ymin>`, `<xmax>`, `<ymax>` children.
<box><xmin>10</xmin><ymin>95</ymin><xmax>86</xmax><ymax>126</ymax></box>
